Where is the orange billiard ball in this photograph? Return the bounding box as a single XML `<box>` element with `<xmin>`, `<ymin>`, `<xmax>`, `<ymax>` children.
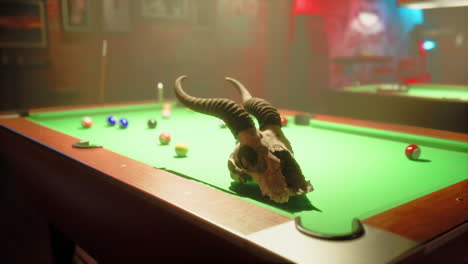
<box><xmin>159</xmin><ymin>132</ymin><xmax>171</xmax><ymax>145</ymax></box>
<box><xmin>162</xmin><ymin>103</ymin><xmax>172</xmax><ymax>111</ymax></box>
<box><xmin>82</xmin><ymin>117</ymin><xmax>93</xmax><ymax>128</ymax></box>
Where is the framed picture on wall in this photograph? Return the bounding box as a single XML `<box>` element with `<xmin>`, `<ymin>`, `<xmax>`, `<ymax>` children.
<box><xmin>61</xmin><ymin>0</ymin><xmax>93</xmax><ymax>32</ymax></box>
<box><xmin>102</xmin><ymin>0</ymin><xmax>132</xmax><ymax>32</ymax></box>
<box><xmin>0</xmin><ymin>1</ymin><xmax>47</xmax><ymax>48</ymax></box>
<box><xmin>141</xmin><ymin>0</ymin><xmax>190</xmax><ymax>20</ymax></box>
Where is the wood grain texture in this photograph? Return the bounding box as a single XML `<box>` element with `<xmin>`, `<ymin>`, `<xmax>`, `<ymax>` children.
<box><xmin>363</xmin><ymin>179</ymin><xmax>468</xmax><ymax>243</ymax></box>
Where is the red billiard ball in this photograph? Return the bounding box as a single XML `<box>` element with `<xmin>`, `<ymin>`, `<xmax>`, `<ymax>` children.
<box><xmin>159</xmin><ymin>132</ymin><xmax>171</xmax><ymax>145</ymax></box>
<box><xmin>82</xmin><ymin>117</ymin><xmax>93</xmax><ymax>128</ymax></box>
<box><xmin>280</xmin><ymin>116</ymin><xmax>288</xmax><ymax>127</ymax></box>
<box><xmin>405</xmin><ymin>144</ymin><xmax>421</xmax><ymax>160</ymax></box>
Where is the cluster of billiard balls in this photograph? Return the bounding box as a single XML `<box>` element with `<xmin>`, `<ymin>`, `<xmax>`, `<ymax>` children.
<box><xmin>83</xmin><ymin>114</ymin><xmax>420</xmax><ymax>160</ymax></box>
<box><xmin>81</xmin><ymin>115</ymin><xmax>158</xmax><ymax>129</ymax></box>
<box><xmin>106</xmin><ymin>115</ymin><xmax>130</xmax><ymax>128</ymax></box>
<box><xmin>157</xmin><ymin>131</ymin><xmax>188</xmax><ymax>157</ymax></box>
<box><xmin>81</xmin><ymin>114</ymin><xmax>188</xmax><ymax>157</ymax></box>
<box><xmin>82</xmin><ymin>116</ymin><xmax>132</xmax><ymax>129</ymax></box>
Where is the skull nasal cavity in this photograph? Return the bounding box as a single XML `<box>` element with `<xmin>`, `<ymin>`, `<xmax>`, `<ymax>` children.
<box><xmin>238</xmin><ymin>145</ymin><xmax>258</xmax><ymax>169</ymax></box>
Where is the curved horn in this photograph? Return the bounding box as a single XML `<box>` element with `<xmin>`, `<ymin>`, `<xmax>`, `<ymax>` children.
<box><xmin>174</xmin><ymin>76</ymin><xmax>255</xmax><ymax>137</ymax></box>
<box><xmin>225</xmin><ymin>77</ymin><xmax>281</xmax><ymax>129</ymax></box>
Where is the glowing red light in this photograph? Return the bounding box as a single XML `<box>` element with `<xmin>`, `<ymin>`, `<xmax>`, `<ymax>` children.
<box><xmin>293</xmin><ymin>0</ymin><xmax>323</xmax><ymax>14</ymax></box>
<box><xmin>418</xmin><ymin>40</ymin><xmax>427</xmax><ymax>55</ymax></box>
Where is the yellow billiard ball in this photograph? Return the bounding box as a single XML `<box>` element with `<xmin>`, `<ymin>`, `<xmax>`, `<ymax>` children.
<box><xmin>175</xmin><ymin>143</ymin><xmax>188</xmax><ymax>157</ymax></box>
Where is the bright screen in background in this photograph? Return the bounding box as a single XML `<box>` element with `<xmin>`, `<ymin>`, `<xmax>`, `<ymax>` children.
<box><xmin>422</xmin><ymin>40</ymin><xmax>436</xmax><ymax>50</ymax></box>
<box><xmin>397</xmin><ymin>7</ymin><xmax>424</xmax><ymax>33</ymax></box>
<box><xmin>351</xmin><ymin>10</ymin><xmax>384</xmax><ymax>35</ymax></box>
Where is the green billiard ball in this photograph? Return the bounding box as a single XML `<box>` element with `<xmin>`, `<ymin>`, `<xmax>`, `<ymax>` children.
<box><xmin>148</xmin><ymin>119</ymin><xmax>157</xmax><ymax>128</ymax></box>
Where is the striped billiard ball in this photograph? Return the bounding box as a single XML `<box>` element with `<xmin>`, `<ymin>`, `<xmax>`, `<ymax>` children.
<box><xmin>405</xmin><ymin>144</ymin><xmax>421</xmax><ymax>160</ymax></box>
<box><xmin>107</xmin><ymin>115</ymin><xmax>117</xmax><ymax>126</ymax></box>
<box><xmin>159</xmin><ymin>132</ymin><xmax>171</xmax><ymax>145</ymax></box>
<box><xmin>162</xmin><ymin>109</ymin><xmax>171</xmax><ymax>118</ymax></box>
<box><xmin>82</xmin><ymin>117</ymin><xmax>93</xmax><ymax>128</ymax></box>
<box><xmin>175</xmin><ymin>143</ymin><xmax>189</xmax><ymax>157</ymax></box>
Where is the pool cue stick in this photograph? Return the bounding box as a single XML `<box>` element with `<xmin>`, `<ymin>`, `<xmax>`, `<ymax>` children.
<box><xmin>98</xmin><ymin>39</ymin><xmax>108</xmax><ymax>104</ymax></box>
<box><xmin>157</xmin><ymin>82</ymin><xmax>164</xmax><ymax>102</ymax></box>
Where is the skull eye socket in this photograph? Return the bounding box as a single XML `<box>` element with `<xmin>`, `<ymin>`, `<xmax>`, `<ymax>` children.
<box><xmin>237</xmin><ymin>145</ymin><xmax>258</xmax><ymax>170</ymax></box>
<box><xmin>272</xmin><ymin>150</ymin><xmax>304</xmax><ymax>188</ymax></box>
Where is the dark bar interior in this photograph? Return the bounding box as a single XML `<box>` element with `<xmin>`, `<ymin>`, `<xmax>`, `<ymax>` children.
<box><xmin>1</xmin><ymin>1</ymin><xmax>467</xmax><ymax>263</ymax></box>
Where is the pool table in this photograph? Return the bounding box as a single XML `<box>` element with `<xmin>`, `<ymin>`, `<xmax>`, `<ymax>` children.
<box><xmin>323</xmin><ymin>83</ymin><xmax>468</xmax><ymax>133</ymax></box>
<box><xmin>1</xmin><ymin>101</ymin><xmax>467</xmax><ymax>263</ymax></box>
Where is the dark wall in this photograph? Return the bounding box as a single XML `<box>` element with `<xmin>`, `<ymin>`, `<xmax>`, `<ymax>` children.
<box><xmin>424</xmin><ymin>6</ymin><xmax>468</xmax><ymax>85</ymax></box>
<box><xmin>0</xmin><ymin>0</ymin><xmax>425</xmax><ymax>112</ymax></box>
<box><xmin>1</xmin><ymin>0</ymin><xmax>274</xmax><ymax>110</ymax></box>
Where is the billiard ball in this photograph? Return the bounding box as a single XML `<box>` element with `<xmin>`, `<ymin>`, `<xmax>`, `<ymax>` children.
<box><xmin>280</xmin><ymin>116</ymin><xmax>288</xmax><ymax>126</ymax></box>
<box><xmin>159</xmin><ymin>132</ymin><xmax>171</xmax><ymax>145</ymax></box>
<box><xmin>405</xmin><ymin>144</ymin><xmax>421</xmax><ymax>160</ymax></box>
<box><xmin>175</xmin><ymin>143</ymin><xmax>189</xmax><ymax>157</ymax></box>
<box><xmin>82</xmin><ymin>117</ymin><xmax>93</xmax><ymax>128</ymax></box>
<box><xmin>162</xmin><ymin>109</ymin><xmax>171</xmax><ymax>118</ymax></box>
<box><xmin>119</xmin><ymin>118</ymin><xmax>129</xmax><ymax>128</ymax></box>
<box><xmin>107</xmin><ymin>115</ymin><xmax>117</xmax><ymax>126</ymax></box>
<box><xmin>147</xmin><ymin>119</ymin><xmax>157</xmax><ymax>128</ymax></box>
<box><xmin>162</xmin><ymin>103</ymin><xmax>172</xmax><ymax>111</ymax></box>
<box><xmin>219</xmin><ymin>120</ymin><xmax>227</xmax><ymax>128</ymax></box>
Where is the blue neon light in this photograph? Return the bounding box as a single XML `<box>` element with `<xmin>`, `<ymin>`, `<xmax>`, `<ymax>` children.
<box><xmin>423</xmin><ymin>40</ymin><xmax>436</xmax><ymax>50</ymax></box>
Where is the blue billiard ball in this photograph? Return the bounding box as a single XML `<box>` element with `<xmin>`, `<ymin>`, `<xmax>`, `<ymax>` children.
<box><xmin>119</xmin><ymin>118</ymin><xmax>129</xmax><ymax>128</ymax></box>
<box><xmin>107</xmin><ymin>115</ymin><xmax>117</xmax><ymax>126</ymax></box>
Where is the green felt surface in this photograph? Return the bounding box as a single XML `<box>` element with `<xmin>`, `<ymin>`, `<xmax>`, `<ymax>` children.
<box><xmin>28</xmin><ymin>103</ymin><xmax>468</xmax><ymax>235</ymax></box>
<box><xmin>347</xmin><ymin>84</ymin><xmax>468</xmax><ymax>101</ymax></box>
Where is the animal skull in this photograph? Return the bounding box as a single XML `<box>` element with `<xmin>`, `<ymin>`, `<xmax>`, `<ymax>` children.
<box><xmin>174</xmin><ymin>76</ymin><xmax>313</xmax><ymax>203</ymax></box>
